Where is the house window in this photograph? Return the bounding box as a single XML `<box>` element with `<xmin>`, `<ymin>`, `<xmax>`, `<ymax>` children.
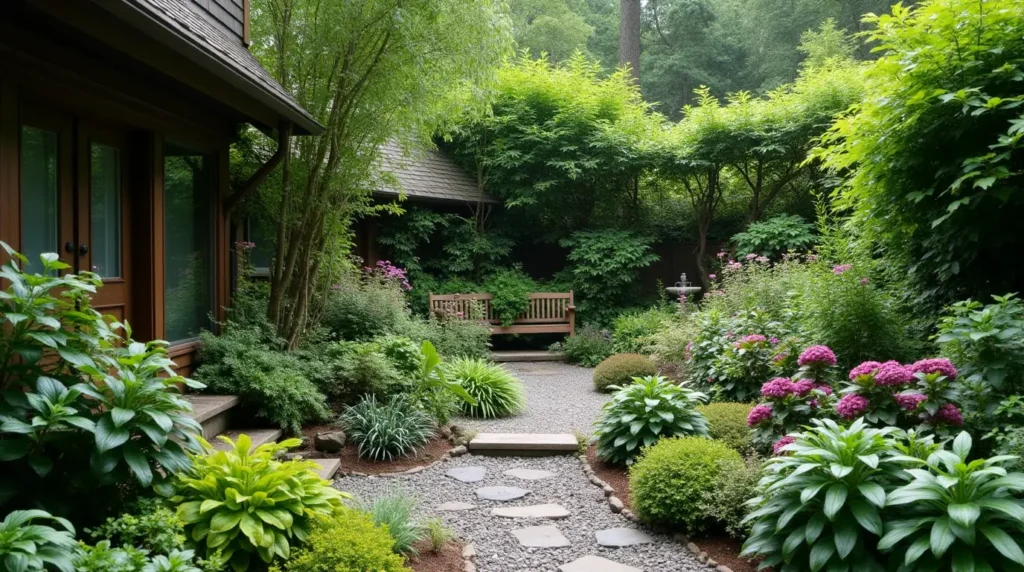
<box><xmin>20</xmin><ymin>126</ymin><xmax>59</xmax><ymax>270</ymax></box>
<box><xmin>90</xmin><ymin>143</ymin><xmax>121</xmax><ymax>278</ymax></box>
<box><xmin>163</xmin><ymin>141</ymin><xmax>214</xmax><ymax>342</ymax></box>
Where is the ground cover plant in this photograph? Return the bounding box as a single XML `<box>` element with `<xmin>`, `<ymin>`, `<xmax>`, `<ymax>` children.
<box><xmin>268</xmin><ymin>511</ymin><xmax>410</xmax><ymax>572</ymax></box>
<box><xmin>552</xmin><ymin>324</ymin><xmax>613</xmax><ymax>367</ymax></box>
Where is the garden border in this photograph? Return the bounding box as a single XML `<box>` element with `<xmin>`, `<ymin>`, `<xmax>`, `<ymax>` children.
<box><xmin>577</xmin><ymin>454</ymin><xmax>735</xmax><ymax>572</ymax></box>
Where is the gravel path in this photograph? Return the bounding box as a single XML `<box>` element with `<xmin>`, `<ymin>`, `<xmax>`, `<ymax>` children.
<box><xmin>458</xmin><ymin>362</ymin><xmax>610</xmax><ymax>436</ymax></box>
<box><xmin>335</xmin><ymin>453</ymin><xmax>706</xmax><ymax>572</ymax></box>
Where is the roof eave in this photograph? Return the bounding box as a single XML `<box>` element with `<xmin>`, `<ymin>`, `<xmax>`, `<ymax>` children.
<box><xmin>105</xmin><ymin>0</ymin><xmax>323</xmax><ymax>136</ymax></box>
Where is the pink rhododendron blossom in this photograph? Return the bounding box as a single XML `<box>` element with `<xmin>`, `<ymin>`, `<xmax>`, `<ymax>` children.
<box><xmin>809</xmin><ymin>399</ymin><xmax>820</xmax><ymax>408</ymax></box>
<box><xmin>708</xmin><ymin>274</ymin><xmax>717</xmax><ymax>280</ymax></box>
<box><xmin>813</xmin><ymin>384</ymin><xmax>833</xmax><ymax>396</ymax></box>
<box><xmin>747</xmin><ymin>404</ymin><xmax>773</xmax><ymax>427</ymax></box>
<box><xmin>935</xmin><ymin>403</ymin><xmax>964</xmax><ymax>426</ymax></box>
<box><xmin>773</xmin><ymin>436</ymin><xmax>796</xmax><ymax>455</ymax></box>
<box><xmin>791</xmin><ymin>379</ymin><xmax>815</xmax><ymax>396</ymax></box>
<box><xmin>799</xmin><ymin>345</ymin><xmax>837</xmax><ymax>367</ymax></box>
<box><xmin>745</xmin><ymin>253</ymin><xmax>758</xmax><ymax>260</ymax></box>
<box><xmin>894</xmin><ymin>393</ymin><xmax>927</xmax><ymax>411</ymax></box>
<box><xmin>874</xmin><ymin>361</ymin><xmax>915</xmax><ymax>386</ymax></box>
<box><xmin>910</xmin><ymin>358</ymin><xmax>957</xmax><ymax>379</ymax></box>
<box><xmin>770</xmin><ymin>337</ymin><xmax>780</xmax><ymax>345</ymax></box>
<box><xmin>761</xmin><ymin>378</ymin><xmax>794</xmax><ymax>398</ymax></box>
<box><xmin>740</xmin><ymin>334</ymin><xmax>767</xmax><ymax>345</ymax></box>
<box><xmin>849</xmin><ymin>361</ymin><xmax>883</xmax><ymax>380</ymax></box>
<box><xmin>726</xmin><ymin>261</ymin><xmax>743</xmax><ymax>271</ymax></box>
<box><xmin>833</xmin><ymin>264</ymin><xmax>853</xmax><ymax>275</ymax></box>
<box><xmin>836</xmin><ymin>394</ymin><xmax>869</xmax><ymax>419</ymax></box>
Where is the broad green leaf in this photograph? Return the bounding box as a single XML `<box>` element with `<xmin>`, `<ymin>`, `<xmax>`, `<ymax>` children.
<box><xmin>94</xmin><ymin>416</ymin><xmax>131</xmax><ymax>453</ymax></box>
<box><xmin>850</xmin><ymin>499</ymin><xmax>883</xmax><ymax>535</ymax></box>
<box><xmin>930</xmin><ymin>516</ymin><xmax>955</xmax><ymax>557</ymax></box>
<box><xmin>948</xmin><ymin>502</ymin><xmax>981</xmax><ymax>528</ymax></box>
<box><xmin>809</xmin><ymin>536</ymin><xmax>836</xmax><ymax>571</ymax></box>
<box><xmin>833</xmin><ymin>517</ymin><xmax>858</xmax><ymax>559</ymax></box>
<box><xmin>980</xmin><ymin>524</ymin><xmax>1024</xmax><ymax>564</ymax></box>
<box><xmin>824</xmin><ymin>484</ymin><xmax>848</xmax><ymax>520</ymax></box>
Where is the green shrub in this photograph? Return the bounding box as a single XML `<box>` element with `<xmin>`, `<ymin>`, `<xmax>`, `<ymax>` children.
<box><xmin>444</xmin><ymin>358</ymin><xmax>526</xmax><ymax>418</ymax></box>
<box><xmin>880</xmin><ymin>431</ymin><xmax>1024</xmax><ymax>571</ymax></box>
<box><xmin>697</xmin><ymin>402</ymin><xmax>755</xmax><ymax>454</ymax></box>
<box><xmin>741</xmin><ymin>419</ymin><xmax>899</xmax><ymax>571</ymax></box>
<box><xmin>0</xmin><ymin>510</ymin><xmax>76</xmax><ymax>572</ymax></box>
<box><xmin>592</xmin><ymin>353</ymin><xmax>657</xmax><ymax>392</ymax></box>
<box><xmin>87</xmin><ymin>498</ymin><xmax>185</xmax><ymax>555</ymax></box>
<box><xmin>340</xmin><ymin>396</ymin><xmax>434</xmax><ymax>461</ymax></box>
<box><xmin>375</xmin><ymin>335</ymin><xmax>424</xmax><ymax>377</ymax></box>
<box><xmin>167</xmin><ymin>435</ymin><xmax>347</xmax><ymax>571</ymax></box>
<box><xmin>328</xmin><ymin>342</ymin><xmax>405</xmax><ymax>400</ymax></box>
<box><xmin>731</xmin><ymin>214</ymin><xmax>816</xmax><ymax>260</ymax></box>
<box><xmin>399</xmin><ymin>316</ymin><xmax>491</xmax><ymax>360</ymax></box>
<box><xmin>696</xmin><ymin>455</ymin><xmax>761</xmax><ymax>539</ymax></box>
<box><xmin>552</xmin><ymin>324</ymin><xmax>613</xmax><ymax>367</ymax></box>
<box><xmin>197</xmin><ymin>326</ymin><xmax>331</xmax><ymax>435</ymax></box>
<box><xmin>629</xmin><ymin>437</ymin><xmax>741</xmax><ymax>534</ymax></box>
<box><xmin>594</xmin><ymin>376</ymin><xmax>710</xmax><ymax>465</ymax></box>
<box><xmin>558</xmin><ymin>230</ymin><xmax>660</xmax><ymax>324</ymax></box>
<box><xmin>611</xmin><ymin>309</ymin><xmax>669</xmax><ymax>354</ymax></box>
<box><xmin>359</xmin><ymin>490</ymin><xmax>424</xmax><ymax>556</ymax></box>
<box><xmin>72</xmin><ymin>542</ymin><xmax>211</xmax><ymax>572</ymax></box>
<box><xmin>483</xmin><ymin>267</ymin><xmax>536</xmax><ymax>326</ymax></box>
<box><xmin>322</xmin><ymin>271</ymin><xmax>413</xmax><ymax>342</ymax></box>
<box><xmin>0</xmin><ymin>247</ymin><xmax>204</xmax><ymax>519</ymax></box>
<box><xmin>268</xmin><ymin>511</ymin><xmax>410</xmax><ymax>572</ymax></box>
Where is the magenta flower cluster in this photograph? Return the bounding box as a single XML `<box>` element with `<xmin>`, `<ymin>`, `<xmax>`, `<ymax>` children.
<box><xmin>740</xmin><ymin>334</ymin><xmax>768</xmax><ymax>345</ymax></box>
<box><xmin>836</xmin><ymin>394</ymin><xmax>869</xmax><ymax>419</ymax></box>
<box><xmin>935</xmin><ymin>403</ymin><xmax>964</xmax><ymax>426</ymax></box>
<box><xmin>747</xmin><ymin>404</ymin><xmax>773</xmax><ymax>427</ymax></box>
<box><xmin>773</xmin><ymin>436</ymin><xmax>796</xmax><ymax>455</ymax></box>
<box><xmin>761</xmin><ymin>378</ymin><xmax>795</xmax><ymax>398</ymax></box>
<box><xmin>798</xmin><ymin>345</ymin><xmax>837</xmax><ymax>367</ymax></box>
<box><xmin>874</xmin><ymin>362</ymin><xmax>915</xmax><ymax>386</ymax></box>
<box><xmin>894</xmin><ymin>393</ymin><xmax>927</xmax><ymax>411</ymax></box>
<box><xmin>370</xmin><ymin>260</ymin><xmax>412</xmax><ymax>291</ymax></box>
<box><xmin>849</xmin><ymin>361</ymin><xmax>882</xmax><ymax>379</ymax></box>
<box><xmin>909</xmin><ymin>358</ymin><xmax>957</xmax><ymax>379</ymax></box>
<box><xmin>833</xmin><ymin>264</ymin><xmax>853</xmax><ymax>275</ymax></box>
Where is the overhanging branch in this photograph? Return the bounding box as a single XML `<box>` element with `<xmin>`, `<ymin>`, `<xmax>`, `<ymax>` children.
<box><xmin>224</xmin><ymin>122</ymin><xmax>293</xmax><ymax>218</ymax></box>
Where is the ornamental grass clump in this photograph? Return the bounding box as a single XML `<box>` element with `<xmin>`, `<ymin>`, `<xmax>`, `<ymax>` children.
<box><xmin>444</xmin><ymin>358</ymin><xmax>525</xmax><ymax>418</ymax></box>
<box><xmin>340</xmin><ymin>396</ymin><xmax>434</xmax><ymax>461</ymax></box>
<box><xmin>741</xmin><ymin>418</ymin><xmax>900</xmax><ymax>571</ymax></box>
<box><xmin>595</xmin><ymin>376</ymin><xmax>710</xmax><ymax>465</ymax></box>
<box><xmin>879</xmin><ymin>431</ymin><xmax>1024</xmax><ymax>571</ymax></box>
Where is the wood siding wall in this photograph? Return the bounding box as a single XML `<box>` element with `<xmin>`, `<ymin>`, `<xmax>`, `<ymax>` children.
<box><xmin>190</xmin><ymin>0</ymin><xmax>246</xmax><ymax>40</ymax></box>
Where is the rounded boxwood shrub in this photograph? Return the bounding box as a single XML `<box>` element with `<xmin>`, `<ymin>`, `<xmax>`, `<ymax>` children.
<box><xmin>269</xmin><ymin>510</ymin><xmax>410</xmax><ymax>572</ymax></box>
<box><xmin>629</xmin><ymin>436</ymin><xmax>742</xmax><ymax>533</ymax></box>
<box><xmin>696</xmin><ymin>402</ymin><xmax>755</xmax><ymax>453</ymax></box>
<box><xmin>592</xmin><ymin>353</ymin><xmax>657</xmax><ymax>392</ymax></box>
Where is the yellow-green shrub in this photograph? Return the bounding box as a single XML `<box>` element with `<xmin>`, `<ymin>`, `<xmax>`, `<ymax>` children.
<box><xmin>269</xmin><ymin>510</ymin><xmax>410</xmax><ymax>572</ymax></box>
<box><xmin>629</xmin><ymin>436</ymin><xmax>741</xmax><ymax>534</ymax></box>
<box><xmin>592</xmin><ymin>353</ymin><xmax>657</xmax><ymax>392</ymax></box>
<box><xmin>697</xmin><ymin>402</ymin><xmax>755</xmax><ymax>453</ymax></box>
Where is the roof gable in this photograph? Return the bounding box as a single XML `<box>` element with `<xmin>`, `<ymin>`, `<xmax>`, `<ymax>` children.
<box><xmin>377</xmin><ymin>143</ymin><xmax>497</xmax><ymax>204</ymax></box>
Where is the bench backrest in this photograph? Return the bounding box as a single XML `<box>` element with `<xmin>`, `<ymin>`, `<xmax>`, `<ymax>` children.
<box><xmin>429</xmin><ymin>292</ymin><xmax>575</xmax><ymax>325</ymax></box>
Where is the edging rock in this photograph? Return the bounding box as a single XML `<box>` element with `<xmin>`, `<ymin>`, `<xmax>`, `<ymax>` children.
<box><xmin>462</xmin><ymin>543</ymin><xmax>477</xmax><ymax>572</ymax></box>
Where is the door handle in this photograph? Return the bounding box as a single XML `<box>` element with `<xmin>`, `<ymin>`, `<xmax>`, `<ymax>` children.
<box><xmin>65</xmin><ymin>241</ymin><xmax>76</xmax><ymax>254</ymax></box>
<box><xmin>78</xmin><ymin>244</ymin><xmax>88</xmax><ymax>256</ymax></box>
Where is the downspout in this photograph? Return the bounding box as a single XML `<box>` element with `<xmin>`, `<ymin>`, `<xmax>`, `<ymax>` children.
<box><xmin>224</xmin><ymin>121</ymin><xmax>293</xmax><ymax>218</ymax></box>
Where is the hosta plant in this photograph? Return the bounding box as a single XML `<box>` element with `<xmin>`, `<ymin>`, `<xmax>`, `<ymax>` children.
<box><xmin>167</xmin><ymin>435</ymin><xmax>348</xmax><ymax>571</ymax></box>
<box><xmin>741</xmin><ymin>418</ymin><xmax>901</xmax><ymax>571</ymax></box>
<box><xmin>0</xmin><ymin>509</ymin><xmax>76</xmax><ymax>572</ymax></box>
<box><xmin>341</xmin><ymin>396</ymin><xmax>434</xmax><ymax>461</ymax></box>
<box><xmin>444</xmin><ymin>358</ymin><xmax>525</xmax><ymax>419</ymax></box>
<box><xmin>880</xmin><ymin>431</ymin><xmax>1024</xmax><ymax>571</ymax></box>
<box><xmin>594</xmin><ymin>376</ymin><xmax>709</xmax><ymax>465</ymax></box>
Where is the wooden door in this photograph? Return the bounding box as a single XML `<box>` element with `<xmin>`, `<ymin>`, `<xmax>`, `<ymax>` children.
<box><xmin>18</xmin><ymin>106</ymin><xmax>74</xmax><ymax>272</ymax></box>
<box><xmin>77</xmin><ymin>124</ymin><xmax>131</xmax><ymax>325</ymax></box>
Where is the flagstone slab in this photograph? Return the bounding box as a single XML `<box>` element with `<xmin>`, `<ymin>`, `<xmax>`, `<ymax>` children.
<box><xmin>446</xmin><ymin>466</ymin><xmax>486</xmax><ymax>483</ymax></box>
<box><xmin>437</xmin><ymin>502</ymin><xmax>478</xmax><ymax>511</ymax></box>
<box><xmin>504</xmin><ymin>468</ymin><xmax>556</xmax><ymax>480</ymax></box>
<box><xmin>475</xmin><ymin>486</ymin><xmax>531</xmax><ymax>501</ymax></box>
<box><xmin>595</xmin><ymin>527</ymin><xmax>656</xmax><ymax>547</ymax></box>
<box><xmin>559</xmin><ymin>555</ymin><xmax>642</xmax><ymax>572</ymax></box>
<box><xmin>491</xmin><ymin>503</ymin><xmax>570</xmax><ymax>519</ymax></box>
<box><xmin>469</xmin><ymin>433</ymin><xmax>577</xmax><ymax>454</ymax></box>
<box><xmin>511</xmin><ymin>525</ymin><xmax>571</xmax><ymax>548</ymax></box>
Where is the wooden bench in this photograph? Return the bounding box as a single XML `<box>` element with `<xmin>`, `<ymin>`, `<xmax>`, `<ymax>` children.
<box><xmin>428</xmin><ymin>292</ymin><xmax>575</xmax><ymax>336</ymax></box>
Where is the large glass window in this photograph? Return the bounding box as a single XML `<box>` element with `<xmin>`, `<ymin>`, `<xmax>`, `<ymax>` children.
<box><xmin>20</xmin><ymin>126</ymin><xmax>59</xmax><ymax>270</ymax></box>
<box><xmin>164</xmin><ymin>142</ymin><xmax>214</xmax><ymax>342</ymax></box>
<box><xmin>90</xmin><ymin>143</ymin><xmax>121</xmax><ymax>277</ymax></box>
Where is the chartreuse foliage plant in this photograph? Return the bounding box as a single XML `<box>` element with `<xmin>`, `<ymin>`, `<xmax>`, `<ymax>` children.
<box><xmin>594</xmin><ymin>376</ymin><xmax>710</xmax><ymax>465</ymax></box>
<box><xmin>879</xmin><ymin>431</ymin><xmax>1024</xmax><ymax>571</ymax></box>
<box><xmin>0</xmin><ymin>510</ymin><xmax>76</xmax><ymax>572</ymax></box>
<box><xmin>741</xmin><ymin>418</ymin><xmax>900</xmax><ymax>571</ymax></box>
<box><xmin>167</xmin><ymin>435</ymin><xmax>348</xmax><ymax>571</ymax></box>
<box><xmin>0</xmin><ymin>244</ymin><xmax>202</xmax><ymax>517</ymax></box>
<box><xmin>268</xmin><ymin>511</ymin><xmax>410</xmax><ymax>572</ymax></box>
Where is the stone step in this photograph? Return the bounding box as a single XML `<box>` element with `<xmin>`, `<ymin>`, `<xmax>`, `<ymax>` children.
<box><xmin>469</xmin><ymin>433</ymin><xmax>578</xmax><ymax>456</ymax></box>
<box><xmin>310</xmin><ymin>458</ymin><xmax>341</xmax><ymax>480</ymax></box>
<box><xmin>211</xmin><ymin>428</ymin><xmax>283</xmax><ymax>452</ymax></box>
<box><xmin>186</xmin><ymin>395</ymin><xmax>240</xmax><ymax>440</ymax></box>
<box><xmin>492</xmin><ymin>504</ymin><xmax>570</xmax><ymax>519</ymax></box>
<box><xmin>491</xmin><ymin>350</ymin><xmax>566</xmax><ymax>363</ymax></box>
<box><xmin>511</xmin><ymin>525</ymin><xmax>570</xmax><ymax>548</ymax></box>
<box><xmin>560</xmin><ymin>556</ymin><xmax>641</xmax><ymax>572</ymax></box>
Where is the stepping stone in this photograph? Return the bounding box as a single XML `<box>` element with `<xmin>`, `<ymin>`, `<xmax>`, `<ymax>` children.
<box><xmin>559</xmin><ymin>555</ymin><xmax>642</xmax><ymax>572</ymax></box>
<box><xmin>595</xmin><ymin>527</ymin><xmax>656</xmax><ymax>547</ymax></box>
<box><xmin>504</xmin><ymin>468</ymin><xmax>555</xmax><ymax>480</ymax></box>
<box><xmin>475</xmin><ymin>486</ymin><xmax>531</xmax><ymax>501</ymax></box>
<box><xmin>446</xmin><ymin>466</ymin><xmax>486</xmax><ymax>483</ymax></box>
<box><xmin>469</xmin><ymin>433</ymin><xmax>577</xmax><ymax>456</ymax></box>
<box><xmin>437</xmin><ymin>502</ymin><xmax>478</xmax><ymax>512</ymax></box>
<box><xmin>491</xmin><ymin>504</ymin><xmax>570</xmax><ymax>519</ymax></box>
<box><xmin>511</xmin><ymin>525</ymin><xmax>571</xmax><ymax>548</ymax></box>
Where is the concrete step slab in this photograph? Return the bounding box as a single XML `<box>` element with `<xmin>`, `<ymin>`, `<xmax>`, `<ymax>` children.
<box><xmin>211</xmin><ymin>428</ymin><xmax>282</xmax><ymax>452</ymax></box>
<box><xmin>469</xmin><ymin>433</ymin><xmax>578</xmax><ymax>456</ymax></box>
<box><xmin>559</xmin><ymin>555</ymin><xmax>642</xmax><ymax>572</ymax></box>
<box><xmin>491</xmin><ymin>503</ymin><xmax>570</xmax><ymax>519</ymax></box>
<box><xmin>491</xmin><ymin>350</ymin><xmax>566</xmax><ymax>363</ymax></box>
<box><xmin>186</xmin><ymin>395</ymin><xmax>240</xmax><ymax>439</ymax></box>
<box><xmin>511</xmin><ymin>525</ymin><xmax>571</xmax><ymax>548</ymax></box>
<box><xmin>595</xmin><ymin>527</ymin><xmax>656</xmax><ymax>547</ymax></box>
<box><xmin>310</xmin><ymin>458</ymin><xmax>341</xmax><ymax>480</ymax></box>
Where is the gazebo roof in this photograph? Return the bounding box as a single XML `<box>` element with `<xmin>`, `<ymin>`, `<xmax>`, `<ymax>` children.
<box><xmin>376</xmin><ymin>142</ymin><xmax>498</xmax><ymax>205</ymax></box>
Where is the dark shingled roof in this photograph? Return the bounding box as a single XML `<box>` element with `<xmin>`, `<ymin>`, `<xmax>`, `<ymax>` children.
<box><xmin>117</xmin><ymin>0</ymin><xmax>321</xmax><ymax>135</ymax></box>
<box><xmin>377</xmin><ymin>142</ymin><xmax>498</xmax><ymax>204</ymax></box>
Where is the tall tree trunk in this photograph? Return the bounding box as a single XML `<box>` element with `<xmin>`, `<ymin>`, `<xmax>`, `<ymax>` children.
<box><xmin>619</xmin><ymin>0</ymin><xmax>641</xmax><ymax>82</ymax></box>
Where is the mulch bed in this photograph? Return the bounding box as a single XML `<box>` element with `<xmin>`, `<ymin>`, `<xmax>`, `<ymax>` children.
<box><xmin>585</xmin><ymin>443</ymin><xmax>760</xmax><ymax>572</ymax></box>
<box><xmin>407</xmin><ymin>540</ymin><xmax>464</xmax><ymax>572</ymax></box>
<box><xmin>297</xmin><ymin>424</ymin><xmax>453</xmax><ymax>475</ymax></box>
